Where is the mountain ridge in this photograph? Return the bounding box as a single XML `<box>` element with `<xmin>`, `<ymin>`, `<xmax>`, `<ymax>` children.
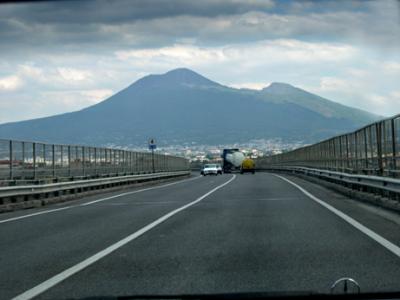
<box><xmin>0</xmin><ymin>68</ymin><xmax>381</xmax><ymax>147</ymax></box>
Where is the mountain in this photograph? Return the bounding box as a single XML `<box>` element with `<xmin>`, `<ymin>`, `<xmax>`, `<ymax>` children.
<box><xmin>0</xmin><ymin>68</ymin><xmax>380</xmax><ymax>147</ymax></box>
<box><xmin>258</xmin><ymin>82</ymin><xmax>375</xmax><ymax>125</ymax></box>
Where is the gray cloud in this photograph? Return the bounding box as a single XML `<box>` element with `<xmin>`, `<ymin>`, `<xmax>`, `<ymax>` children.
<box><xmin>0</xmin><ymin>0</ymin><xmax>276</xmax><ymax>23</ymax></box>
<box><xmin>0</xmin><ymin>0</ymin><xmax>398</xmax><ymax>58</ymax></box>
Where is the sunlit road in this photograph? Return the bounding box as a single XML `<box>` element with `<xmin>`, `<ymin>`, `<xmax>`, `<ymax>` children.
<box><xmin>1</xmin><ymin>172</ymin><xmax>400</xmax><ymax>299</ymax></box>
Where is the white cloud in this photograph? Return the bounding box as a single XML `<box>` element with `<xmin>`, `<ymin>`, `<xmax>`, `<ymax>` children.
<box><xmin>80</xmin><ymin>89</ymin><xmax>114</xmax><ymax>103</ymax></box>
<box><xmin>0</xmin><ymin>85</ymin><xmax>114</xmax><ymax>124</ymax></box>
<box><xmin>115</xmin><ymin>44</ymin><xmax>227</xmax><ymax>65</ymax></box>
<box><xmin>228</xmin><ymin>82</ymin><xmax>269</xmax><ymax>90</ymax></box>
<box><xmin>39</xmin><ymin>89</ymin><xmax>113</xmax><ymax>113</ymax></box>
<box><xmin>115</xmin><ymin>39</ymin><xmax>356</xmax><ymax>68</ymax></box>
<box><xmin>319</xmin><ymin>77</ymin><xmax>352</xmax><ymax>92</ymax></box>
<box><xmin>364</xmin><ymin>91</ymin><xmax>400</xmax><ymax>116</ymax></box>
<box><xmin>18</xmin><ymin>64</ymin><xmax>43</xmax><ymax>78</ymax></box>
<box><xmin>231</xmin><ymin>0</ymin><xmax>275</xmax><ymax>9</ymax></box>
<box><xmin>383</xmin><ymin>62</ymin><xmax>400</xmax><ymax>73</ymax></box>
<box><xmin>0</xmin><ymin>75</ymin><xmax>23</xmax><ymax>91</ymax></box>
<box><xmin>368</xmin><ymin>94</ymin><xmax>387</xmax><ymax>105</ymax></box>
<box><xmin>300</xmin><ymin>72</ymin><xmax>400</xmax><ymax>117</ymax></box>
<box><xmin>346</xmin><ymin>68</ymin><xmax>368</xmax><ymax>78</ymax></box>
<box><xmin>57</xmin><ymin>67</ymin><xmax>92</xmax><ymax>82</ymax></box>
<box><xmin>390</xmin><ymin>91</ymin><xmax>400</xmax><ymax>99</ymax></box>
<box><xmin>35</xmin><ymin>89</ymin><xmax>113</xmax><ymax>116</ymax></box>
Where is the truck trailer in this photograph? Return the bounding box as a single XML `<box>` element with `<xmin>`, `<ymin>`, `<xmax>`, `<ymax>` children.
<box><xmin>222</xmin><ymin>149</ymin><xmax>245</xmax><ymax>173</ymax></box>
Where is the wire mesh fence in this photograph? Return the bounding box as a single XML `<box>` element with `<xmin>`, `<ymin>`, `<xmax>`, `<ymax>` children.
<box><xmin>257</xmin><ymin>114</ymin><xmax>400</xmax><ymax>177</ymax></box>
<box><xmin>0</xmin><ymin>139</ymin><xmax>189</xmax><ymax>184</ymax></box>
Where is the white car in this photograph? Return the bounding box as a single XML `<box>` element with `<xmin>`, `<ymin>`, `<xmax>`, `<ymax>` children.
<box><xmin>216</xmin><ymin>164</ymin><xmax>223</xmax><ymax>175</ymax></box>
<box><xmin>201</xmin><ymin>164</ymin><xmax>219</xmax><ymax>176</ymax></box>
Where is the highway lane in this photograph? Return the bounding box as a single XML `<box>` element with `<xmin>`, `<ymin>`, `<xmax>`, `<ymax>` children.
<box><xmin>1</xmin><ymin>172</ymin><xmax>400</xmax><ymax>299</ymax></box>
<box><xmin>0</xmin><ymin>175</ymin><xmax>200</xmax><ymax>224</ymax></box>
<box><xmin>276</xmin><ymin>174</ymin><xmax>400</xmax><ymax>249</ymax></box>
<box><xmin>0</xmin><ymin>173</ymin><xmax>229</xmax><ymax>300</ymax></box>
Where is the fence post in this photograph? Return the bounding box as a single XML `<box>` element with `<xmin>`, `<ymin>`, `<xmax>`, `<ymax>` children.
<box><xmin>391</xmin><ymin>118</ymin><xmax>396</xmax><ymax>171</ymax></box>
<box><xmin>338</xmin><ymin>136</ymin><xmax>343</xmax><ymax>171</ymax></box>
<box><xmin>68</xmin><ymin>146</ymin><xmax>71</xmax><ymax>177</ymax></box>
<box><xmin>105</xmin><ymin>149</ymin><xmax>108</xmax><ymax>173</ymax></box>
<box><xmin>130</xmin><ymin>152</ymin><xmax>133</xmax><ymax>174</ymax></box>
<box><xmin>135</xmin><ymin>152</ymin><xmax>138</xmax><ymax>173</ymax></box>
<box><xmin>364</xmin><ymin>129</ymin><xmax>368</xmax><ymax>171</ymax></box>
<box><xmin>376</xmin><ymin>123</ymin><xmax>383</xmax><ymax>176</ymax></box>
<box><xmin>33</xmin><ymin>143</ymin><xmax>36</xmax><ymax>180</ymax></box>
<box><xmin>43</xmin><ymin>144</ymin><xmax>46</xmax><ymax>174</ymax></box>
<box><xmin>142</xmin><ymin>153</ymin><xmax>144</xmax><ymax>173</ymax></box>
<box><xmin>60</xmin><ymin>145</ymin><xmax>63</xmax><ymax>175</ymax></box>
<box><xmin>9</xmin><ymin>140</ymin><xmax>13</xmax><ymax>180</ymax></box>
<box><xmin>345</xmin><ymin>135</ymin><xmax>349</xmax><ymax>171</ymax></box>
<box><xmin>22</xmin><ymin>141</ymin><xmax>25</xmax><ymax>178</ymax></box>
<box><xmin>94</xmin><ymin>147</ymin><xmax>97</xmax><ymax>176</ymax></box>
<box><xmin>332</xmin><ymin>139</ymin><xmax>336</xmax><ymax>170</ymax></box>
<box><xmin>113</xmin><ymin>150</ymin><xmax>116</xmax><ymax>175</ymax></box>
<box><xmin>82</xmin><ymin>147</ymin><xmax>85</xmax><ymax>177</ymax></box>
<box><xmin>52</xmin><ymin>144</ymin><xmax>55</xmax><ymax>178</ymax></box>
<box><xmin>123</xmin><ymin>150</ymin><xmax>126</xmax><ymax>174</ymax></box>
<box><xmin>354</xmin><ymin>133</ymin><xmax>358</xmax><ymax>173</ymax></box>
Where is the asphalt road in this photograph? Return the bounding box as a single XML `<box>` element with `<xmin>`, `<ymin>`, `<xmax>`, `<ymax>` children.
<box><xmin>1</xmin><ymin>172</ymin><xmax>400</xmax><ymax>299</ymax></box>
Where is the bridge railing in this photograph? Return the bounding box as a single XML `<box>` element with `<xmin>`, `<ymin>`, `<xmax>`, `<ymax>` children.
<box><xmin>257</xmin><ymin>113</ymin><xmax>400</xmax><ymax>177</ymax></box>
<box><xmin>0</xmin><ymin>139</ymin><xmax>189</xmax><ymax>184</ymax></box>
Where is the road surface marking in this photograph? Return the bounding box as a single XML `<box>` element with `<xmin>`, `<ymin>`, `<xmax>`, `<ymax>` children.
<box><xmin>11</xmin><ymin>175</ymin><xmax>236</xmax><ymax>300</ymax></box>
<box><xmin>247</xmin><ymin>197</ymin><xmax>297</xmax><ymax>201</ymax></box>
<box><xmin>0</xmin><ymin>175</ymin><xmax>201</xmax><ymax>225</ymax></box>
<box><xmin>79</xmin><ymin>175</ymin><xmax>201</xmax><ymax>206</ymax></box>
<box><xmin>274</xmin><ymin>174</ymin><xmax>400</xmax><ymax>258</ymax></box>
<box><xmin>0</xmin><ymin>206</ymin><xmax>73</xmax><ymax>225</ymax></box>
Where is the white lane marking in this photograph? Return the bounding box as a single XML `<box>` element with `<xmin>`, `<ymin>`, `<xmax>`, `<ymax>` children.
<box><xmin>12</xmin><ymin>175</ymin><xmax>236</xmax><ymax>300</ymax></box>
<box><xmin>0</xmin><ymin>206</ymin><xmax>73</xmax><ymax>224</ymax></box>
<box><xmin>104</xmin><ymin>201</ymin><xmax>179</xmax><ymax>205</ymax></box>
<box><xmin>273</xmin><ymin>174</ymin><xmax>400</xmax><ymax>258</ymax></box>
<box><xmin>246</xmin><ymin>197</ymin><xmax>297</xmax><ymax>201</ymax></box>
<box><xmin>79</xmin><ymin>175</ymin><xmax>201</xmax><ymax>206</ymax></box>
<box><xmin>0</xmin><ymin>176</ymin><xmax>201</xmax><ymax>225</ymax></box>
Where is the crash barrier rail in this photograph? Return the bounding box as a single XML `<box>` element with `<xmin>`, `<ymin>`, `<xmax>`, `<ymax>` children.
<box><xmin>0</xmin><ymin>170</ymin><xmax>190</xmax><ymax>212</ymax></box>
<box><xmin>266</xmin><ymin>166</ymin><xmax>400</xmax><ymax>197</ymax></box>
<box><xmin>0</xmin><ymin>139</ymin><xmax>189</xmax><ymax>186</ymax></box>
<box><xmin>0</xmin><ymin>171</ymin><xmax>190</xmax><ymax>200</ymax></box>
<box><xmin>257</xmin><ymin>113</ymin><xmax>400</xmax><ymax>177</ymax></box>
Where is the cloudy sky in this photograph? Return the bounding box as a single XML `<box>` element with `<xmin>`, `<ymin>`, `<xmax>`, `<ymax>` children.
<box><xmin>0</xmin><ymin>0</ymin><xmax>399</xmax><ymax>124</ymax></box>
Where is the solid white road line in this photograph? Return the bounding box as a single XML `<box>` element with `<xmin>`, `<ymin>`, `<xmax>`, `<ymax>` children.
<box><xmin>11</xmin><ymin>175</ymin><xmax>236</xmax><ymax>300</ymax></box>
<box><xmin>79</xmin><ymin>175</ymin><xmax>201</xmax><ymax>206</ymax></box>
<box><xmin>0</xmin><ymin>206</ymin><xmax>73</xmax><ymax>225</ymax></box>
<box><xmin>0</xmin><ymin>175</ymin><xmax>201</xmax><ymax>225</ymax></box>
<box><xmin>274</xmin><ymin>174</ymin><xmax>400</xmax><ymax>258</ymax></box>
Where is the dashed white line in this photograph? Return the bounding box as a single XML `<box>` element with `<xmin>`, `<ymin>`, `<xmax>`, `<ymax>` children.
<box><xmin>0</xmin><ymin>175</ymin><xmax>201</xmax><ymax>225</ymax></box>
<box><xmin>11</xmin><ymin>174</ymin><xmax>236</xmax><ymax>300</ymax></box>
<box><xmin>274</xmin><ymin>174</ymin><xmax>400</xmax><ymax>258</ymax></box>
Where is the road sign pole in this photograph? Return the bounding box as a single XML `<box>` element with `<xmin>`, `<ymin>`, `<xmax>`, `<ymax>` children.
<box><xmin>151</xmin><ymin>148</ymin><xmax>155</xmax><ymax>173</ymax></box>
<box><xmin>148</xmin><ymin>138</ymin><xmax>156</xmax><ymax>173</ymax></box>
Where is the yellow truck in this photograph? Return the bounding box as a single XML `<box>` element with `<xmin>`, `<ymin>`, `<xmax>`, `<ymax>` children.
<box><xmin>240</xmin><ymin>157</ymin><xmax>255</xmax><ymax>174</ymax></box>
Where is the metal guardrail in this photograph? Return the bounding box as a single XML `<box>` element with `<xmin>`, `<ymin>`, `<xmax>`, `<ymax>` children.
<box><xmin>0</xmin><ymin>170</ymin><xmax>190</xmax><ymax>200</ymax></box>
<box><xmin>0</xmin><ymin>139</ymin><xmax>189</xmax><ymax>185</ymax></box>
<box><xmin>266</xmin><ymin>166</ymin><xmax>400</xmax><ymax>195</ymax></box>
<box><xmin>257</xmin><ymin>113</ymin><xmax>400</xmax><ymax>177</ymax></box>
